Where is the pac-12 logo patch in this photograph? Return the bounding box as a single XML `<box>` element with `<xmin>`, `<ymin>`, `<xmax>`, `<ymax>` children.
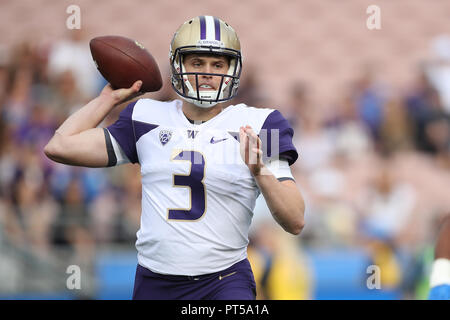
<box><xmin>159</xmin><ymin>129</ymin><xmax>172</xmax><ymax>145</ymax></box>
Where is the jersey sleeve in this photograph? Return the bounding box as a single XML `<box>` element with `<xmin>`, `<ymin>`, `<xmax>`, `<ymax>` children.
<box><xmin>106</xmin><ymin>101</ymin><xmax>139</xmax><ymax>163</ymax></box>
<box><xmin>104</xmin><ymin>128</ymin><xmax>131</xmax><ymax>166</ymax></box>
<box><xmin>260</xmin><ymin>109</ymin><xmax>298</xmax><ymax>166</ymax></box>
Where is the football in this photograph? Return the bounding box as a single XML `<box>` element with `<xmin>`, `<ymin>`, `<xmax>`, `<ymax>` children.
<box><xmin>89</xmin><ymin>35</ymin><xmax>163</xmax><ymax>92</ymax></box>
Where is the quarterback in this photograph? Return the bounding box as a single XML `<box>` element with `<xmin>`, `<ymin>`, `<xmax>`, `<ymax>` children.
<box><xmin>44</xmin><ymin>16</ymin><xmax>305</xmax><ymax>300</ymax></box>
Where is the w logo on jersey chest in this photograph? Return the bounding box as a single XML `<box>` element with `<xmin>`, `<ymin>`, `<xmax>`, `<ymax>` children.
<box><xmin>187</xmin><ymin>130</ymin><xmax>199</xmax><ymax>139</ymax></box>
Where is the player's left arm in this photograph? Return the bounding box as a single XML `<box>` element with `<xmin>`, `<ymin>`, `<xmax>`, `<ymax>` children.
<box><xmin>240</xmin><ymin>125</ymin><xmax>305</xmax><ymax>235</ymax></box>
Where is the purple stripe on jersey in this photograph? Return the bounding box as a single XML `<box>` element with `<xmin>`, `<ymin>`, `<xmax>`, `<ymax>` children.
<box><xmin>106</xmin><ymin>101</ymin><xmax>159</xmax><ymax>164</ymax></box>
<box><xmin>133</xmin><ymin>120</ymin><xmax>158</xmax><ymax>143</ymax></box>
<box><xmin>199</xmin><ymin>16</ymin><xmax>206</xmax><ymax>40</ymax></box>
<box><xmin>260</xmin><ymin>110</ymin><xmax>298</xmax><ymax>165</ymax></box>
<box><xmin>214</xmin><ymin>17</ymin><xmax>221</xmax><ymax>41</ymax></box>
<box><xmin>107</xmin><ymin>101</ymin><xmax>139</xmax><ymax>163</ymax></box>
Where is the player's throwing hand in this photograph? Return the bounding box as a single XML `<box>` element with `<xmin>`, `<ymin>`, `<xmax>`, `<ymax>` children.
<box><xmin>100</xmin><ymin>80</ymin><xmax>144</xmax><ymax>106</ymax></box>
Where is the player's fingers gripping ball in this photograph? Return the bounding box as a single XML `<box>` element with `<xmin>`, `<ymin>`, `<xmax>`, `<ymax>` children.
<box><xmin>112</xmin><ymin>80</ymin><xmax>144</xmax><ymax>104</ymax></box>
<box><xmin>99</xmin><ymin>80</ymin><xmax>143</xmax><ymax>105</ymax></box>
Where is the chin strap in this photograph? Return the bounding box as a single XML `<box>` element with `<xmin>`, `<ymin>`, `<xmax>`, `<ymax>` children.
<box><xmin>182</xmin><ymin>72</ymin><xmax>226</xmax><ymax>108</ymax></box>
<box><xmin>172</xmin><ymin>50</ymin><xmax>239</xmax><ymax>108</ymax></box>
<box><xmin>184</xmin><ymin>96</ymin><xmax>219</xmax><ymax>108</ymax></box>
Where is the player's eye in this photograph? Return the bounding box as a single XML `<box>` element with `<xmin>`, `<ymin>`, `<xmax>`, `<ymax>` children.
<box><xmin>187</xmin><ymin>58</ymin><xmax>201</xmax><ymax>67</ymax></box>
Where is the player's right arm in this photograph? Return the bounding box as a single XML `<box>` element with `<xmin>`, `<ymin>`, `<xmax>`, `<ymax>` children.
<box><xmin>44</xmin><ymin>80</ymin><xmax>142</xmax><ymax>167</ymax></box>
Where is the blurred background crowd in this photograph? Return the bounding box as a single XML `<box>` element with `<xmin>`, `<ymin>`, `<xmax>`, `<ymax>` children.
<box><xmin>0</xmin><ymin>0</ymin><xmax>449</xmax><ymax>299</ymax></box>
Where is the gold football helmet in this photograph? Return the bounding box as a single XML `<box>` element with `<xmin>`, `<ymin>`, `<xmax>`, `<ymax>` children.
<box><xmin>169</xmin><ymin>16</ymin><xmax>242</xmax><ymax>107</ymax></box>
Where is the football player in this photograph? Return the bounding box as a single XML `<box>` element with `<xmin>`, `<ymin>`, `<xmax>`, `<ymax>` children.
<box><xmin>44</xmin><ymin>16</ymin><xmax>305</xmax><ymax>300</ymax></box>
<box><xmin>428</xmin><ymin>214</ymin><xmax>450</xmax><ymax>300</ymax></box>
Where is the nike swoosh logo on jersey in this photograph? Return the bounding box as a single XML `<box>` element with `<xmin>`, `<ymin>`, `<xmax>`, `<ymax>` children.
<box><xmin>210</xmin><ymin>137</ymin><xmax>228</xmax><ymax>144</ymax></box>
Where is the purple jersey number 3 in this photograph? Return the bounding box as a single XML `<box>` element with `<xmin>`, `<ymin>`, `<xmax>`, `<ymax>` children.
<box><xmin>169</xmin><ymin>150</ymin><xmax>206</xmax><ymax>221</ymax></box>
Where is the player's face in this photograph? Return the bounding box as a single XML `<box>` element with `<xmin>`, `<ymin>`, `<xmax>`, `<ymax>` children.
<box><xmin>183</xmin><ymin>54</ymin><xmax>230</xmax><ymax>92</ymax></box>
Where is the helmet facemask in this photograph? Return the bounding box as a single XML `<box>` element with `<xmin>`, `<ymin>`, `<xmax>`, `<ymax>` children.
<box><xmin>171</xmin><ymin>46</ymin><xmax>242</xmax><ymax>108</ymax></box>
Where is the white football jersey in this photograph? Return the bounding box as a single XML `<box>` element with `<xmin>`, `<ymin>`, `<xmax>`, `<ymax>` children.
<box><xmin>106</xmin><ymin>98</ymin><xmax>298</xmax><ymax>275</ymax></box>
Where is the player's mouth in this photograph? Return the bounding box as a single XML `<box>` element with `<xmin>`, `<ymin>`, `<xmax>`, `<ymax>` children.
<box><xmin>198</xmin><ymin>84</ymin><xmax>216</xmax><ymax>91</ymax></box>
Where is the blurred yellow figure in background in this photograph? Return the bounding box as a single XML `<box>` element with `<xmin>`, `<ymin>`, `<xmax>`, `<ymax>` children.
<box><xmin>367</xmin><ymin>240</ymin><xmax>402</xmax><ymax>289</ymax></box>
<box><xmin>248</xmin><ymin>196</ymin><xmax>312</xmax><ymax>300</ymax></box>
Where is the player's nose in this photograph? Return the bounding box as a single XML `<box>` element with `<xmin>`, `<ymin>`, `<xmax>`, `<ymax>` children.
<box><xmin>202</xmin><ymin>63</ymin><xmax>215</xmax><ymax>76</ymax></box>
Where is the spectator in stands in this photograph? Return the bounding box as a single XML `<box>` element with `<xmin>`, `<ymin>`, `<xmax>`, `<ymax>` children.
<box><xmin>47</xmin><ymin>29</ymin><xmax>102</xmax><ymax>100</ymax></box>
<box><xmin>425</xmin><ymin>34</ymin><xmax>450</xmax><ymax>115</ymax></box>
<box><xmin>351</xmin><ymin>68</ymin><xmax>387</xmax><ymax>143</ymax></box>
<box><xmin>379</xmin><ymin>97</ymin><xmax>415</xmax><ymax>155</ymax></box>
<box><xmin>405</xmin><ymin>66</ymin><xmax>444</xmax><ymax>152</ymax></box>
<box><xmin>248</xmin><ymin>196</ymin><xmax>313</xmax><ymax>300</ymax></box>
